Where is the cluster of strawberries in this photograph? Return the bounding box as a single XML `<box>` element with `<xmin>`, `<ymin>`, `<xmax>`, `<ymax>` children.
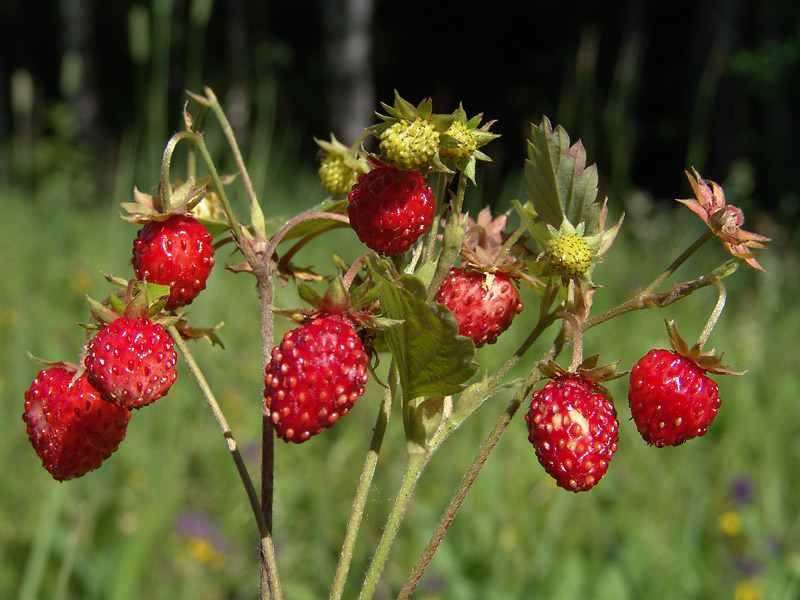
<box><xmin>23</xmin><ymin>211</ymin><xmax>215</xmax><ymax>481</ymax></box>
<box><xmin>24</xmin><ymin>91</ymin><xmax>765</xmax><ymax>500</ymax></box>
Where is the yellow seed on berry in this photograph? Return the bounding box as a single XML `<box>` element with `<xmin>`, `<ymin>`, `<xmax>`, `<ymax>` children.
<box><xmin>548</xmin><ymin>233</ymin><xmax>592</xmax><ymax>279</ymax></box>
<box><xmin>440</xmin><ymin>119</ymin><xmax>476</xmax><ymax>164</ymax></box>
<box><xmin>380</xmin><ymin>117</ymin><xmax>439</xmax><ymax>170</ymax></box>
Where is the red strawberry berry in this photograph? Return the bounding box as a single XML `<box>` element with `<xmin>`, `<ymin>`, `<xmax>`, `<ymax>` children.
<box><xmin>347</xmin><ymin>166</ymin><xmax>435</xmax><ymax>255</ymax></box>
<box><xmin>435</xmin><ymin>268</ymin><xmax>523</xmax><ymax>348</ymax></box>
<box><xmin>23</xmin><ymin>366</ymin><xmax>132</xmax><ymax>481</ymax></box>
<box><xmin>84</xmin><ymin>317</ymin><xmax>178</xmax><ymax>409</ymax></box>
<box><xmin>525</xmin><ymin>375</ymin><xmax>618</xmax><ymax>492</ymax></box>
<box><xmin>133</xmin><ymin>214</ymin><xmax>215</xmax><ymax>310</ymax></box>
<box><xmin>264</xmin><ymin>314</ymin><xmax>369</xmax><ymax>443</ymax></box>
<box><xmin>628</xmin><ymin>349</ymin><xmax>721</xmax><ymax>447</ymax></box>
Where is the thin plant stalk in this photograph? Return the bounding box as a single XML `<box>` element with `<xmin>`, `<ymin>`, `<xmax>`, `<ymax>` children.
<box><xmin>330</xmin><ymin>363</ymin><xmax>399</xmax><ymax>600</ymax></box>
<box><xmin>697</xmin><ymin>278</ymin><xmax>727</xmax><ymax>349</ymax></box>
<box><xmin>358</xmin><ymin>452</ymin><xmax>429</xmax><ymax>600</ymax></box>
<box><xmin>198</xmin><ymin>86</ymin><xmax>266</xmax><ymax>239</ymax></box>
<box><xmin>396</xmin><ymin>371</ymin><xmax>544</xmax><ymax>600</ymax></box>
<box><xmin>169</xmin><ymin>323</ymin><xmax>284</xmax><ymax>600</ymax></box>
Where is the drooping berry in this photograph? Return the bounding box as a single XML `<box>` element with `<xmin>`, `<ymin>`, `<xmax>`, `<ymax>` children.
<box><xmin>628</xmin><ymin>349</ymin><xmax>722</xmax><ymax>447</ymax></box>
<box><xmin>264</xmin><ymin>314</ymin><xmax>370</xmax><ymax>443</ymax></box>
<box><xmin>84</xmin><ymin>317</ymin><xmax>178</xmax><ymax>409</ymax></box>
<box><xmin>435</xmin><ymin>268</ymin><xmax>523</xmax><ymax>348</ymax></box>
<box><xmin>547</xmin><ymin>233</ymin><xmax>592</xmax><ymax>279</ymax></box>
<box><xmin>379</xmin><ymin>117</ymin><xmax>439</xmax><ymax>171</ymax></box>
<box><xmin>23</xmin><ymin>366</ymin><xmax>132</xmax><ymax>481</ymax></box>
<box><xmin>347</xmin><ymin>166</ymin><xmax>435</xmax><ymax>255</ymax></box>
<box><xmin>133</xmin><ymin>214</ymin><xmax>215</xmax><ymax>310</ymax></box>
<box><xmin>525</xmin><ymin>375</ymin><xmax>618</xmax><ymax>492</ymax></box>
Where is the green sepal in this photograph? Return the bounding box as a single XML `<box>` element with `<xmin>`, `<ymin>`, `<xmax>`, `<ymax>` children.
<box><xmin>296</xmin><ymin>282</ymin><xmax>323</xmax><ymax>309</ymax></box>
<box><xmin>369</xmin><ymin>256</ymin><xmax>478</xmax><ymax>402</ymax></box>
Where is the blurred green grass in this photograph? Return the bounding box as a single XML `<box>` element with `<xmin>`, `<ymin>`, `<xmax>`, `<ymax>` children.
<box><xmin>2</xmin><ymin>130</ymin><xmax>800</xmax><ymax>600</ymax></box>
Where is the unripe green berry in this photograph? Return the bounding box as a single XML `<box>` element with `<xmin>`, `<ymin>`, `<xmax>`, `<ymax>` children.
<box><xmin>548</xmin><ymin>233</ymin><xmax>592</xmax><ymax>278</ymax></box>
<box><xmin>380</xmin><ymin>117</ymin><xmax>439</xmax><ymax>171</ymax></box>
<box><xmin>440</xmin><ymin>120</ymin><xmax>477</xmax><ymax>164</ymax></box>
<box><xmin>318</xmin><ymin>154</ymin><xmax>360</xmax><ymax>196</ymax></box>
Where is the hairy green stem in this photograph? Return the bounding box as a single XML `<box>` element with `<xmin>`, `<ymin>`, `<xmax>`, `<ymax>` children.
<box><xmin>330</xmin><ymin>363</ymin><xmax>399</xmax><ymax>600</ymax></box>
<box><xmin>359</xmin><ymin>452</ymin><xmax>429</xmax><ymax>600</ymax></box>
<box><xmin>427</xmin><ymin>173</ymin><xmax>469</xmax><ymax>300</ymax></box>
<box><xmin>697</xmin><ymin>278</ymin><xmax>727</xmax><ymax>350</ymax></box>
<box><xmin>641</xmin><ymin>229</ymin><xmax>714</xmax><ymax>296</ymax></box>
<box><xmin>202</xmin><ymin>86</ymin><xmax>266</xmax><ymax>240</ymax></box>
<box><xmin>423</xmin><ymin>172</ymin><xmax>452</xmax><ymax>265</ymax></box>
<box><xmin>263</xmin><ymin>212</ymin><xmax>352</xmax><ymax>276</ymax></box>
<box><xmin>584</xmin><ymin>230</ymin><xmax>715</xmax><ymax>330</ymax></box>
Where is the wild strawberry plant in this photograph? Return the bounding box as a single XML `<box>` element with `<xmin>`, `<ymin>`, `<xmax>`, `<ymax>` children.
<box><xmin>22</xmin><ymin>88</ymin><xmax>771</xmax><ymax>599</ymax></box>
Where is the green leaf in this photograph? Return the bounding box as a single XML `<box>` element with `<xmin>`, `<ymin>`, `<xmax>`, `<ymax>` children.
<box><xmin>369</xmin><ymin>257</ymin><xmax>477</xmax><ymax>401</ymax></box>
<box><xmin>524</xmin><ymin>117</ymin><xmax>601</xmax><ymax>233</ymax></box>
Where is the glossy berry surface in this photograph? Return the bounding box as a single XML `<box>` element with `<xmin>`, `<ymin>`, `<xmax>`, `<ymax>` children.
<box><xmin>23</xmin><ymin>367</ymin><xmax>132</xmax><ymax>481</ymax></box>
<box><xmin>525</xmin><ymin>375</ymin><xmax>618</xmax><ymax>492</ymax></box>
<box><xmin>347</xmin><ymin>166</ymin><xmax>435</xmax><ymax>255</ymax></box>
<box><xmin>628</xmin><ymin>349</ymin><xmax>721</xmax><ymax>447</ymax></box>
<box><xmin>133</xmin><ymin>214</ymin><xmax>215</xmax><ymax>310</ymax></box>
<box><xmin>264</xmin><ymin>314</ymin><xmax>369</xmax><ymax>444</ymax></box>
<box><xmin>435</xmin><ymin>268</ymin><xmax>523</xmax><ymax>348</ymax></box>
<box><xmin>85</xmin><ymin>317</ymin><xmax>178</xmax><ymax>409</ymax></box>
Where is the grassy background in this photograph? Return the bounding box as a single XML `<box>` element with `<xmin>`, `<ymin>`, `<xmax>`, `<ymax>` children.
<box><xmin>3</xmin><ymin>4</ymin><xmax>800</xmax><ymax>597</ymax></box>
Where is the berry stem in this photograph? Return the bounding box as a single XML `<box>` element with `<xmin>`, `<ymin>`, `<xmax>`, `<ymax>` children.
<box><xmin>422</xmin><ymin>171</ymin><xmax>452</xmax><ymax>265</ymax></box>
<box><xmin>330</xmin><ymin>363</ymin><xmax>399</xmax><ymax>600</ymax></box>
<box><xmin>201</xmin><ymin>86</ymin><xmax>267</xmax><ymax>241</ymax></box>
<box><xmin>583</xmin><ymin>257</ymin><xmax>738</xmax><ymax>331</ymax></box>
<box><xmin>555</xmin><ymin>311</ymin><xmax>584</xmax><ymax>371</ymax></box>
<box><xmin>263</xmin><ymin>212</ymin><xmax>352</xmax><ymax>276</ymax></box>
<box><xmin>427</xmin><ymin>173</ymin><xmax>469</xmax><ymax>300</ymax></box>
<box><xmin>641</xmin><ymin>229</ymin><xmax>714</xmax><ymax>296</ymax></box>
<box><xmin>166</xmin><ymin>325</ymin><xmax>284</xmax><ymax>599</ymax></box>
<box><xmin>358</xmin><ymin>452</ymin><xmax>428</xmax><ymax>600</ymax></box>
<box><xmin>697</xmin><ymin>278</ymin><xmax>727</xmax><ymax>350</ymax></box>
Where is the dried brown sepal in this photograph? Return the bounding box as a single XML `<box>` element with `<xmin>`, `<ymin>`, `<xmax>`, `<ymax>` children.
<box><xmin>665</xmin><ymin>319</ymin><xmax>746</xmax><ymax>376</ymax></box>
<box><xmin>678</xmin><ymin>169</ymin><xmax>771</xmax><ymax>272</ymax></box>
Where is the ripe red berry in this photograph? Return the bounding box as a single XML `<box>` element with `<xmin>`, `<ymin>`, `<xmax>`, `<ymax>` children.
<box><xmin>628</xmin><ymin>349</ymin><xmax>722</xmax><ymax>447</ymax></box>
<box><xmin>132</xmin><ymin>214</ymin><xmax>215</xmax><ymax>310</ymax></box>
<box><xmin>525</xmin><ymin>375</ymin><xmax>618</xmax><ymax>492</ymax></box>
<box><xmin>23</xmin><ymin>366</ymin><xmax>132</xmax><ymax>481</ymax></box>
<box><xmin>84</xmin><ymin>317</ymin><xmax>178</xmax><ymax>409</ymax></box>
<box><xmin>347</xmin><ymin>166</ymin><xmax>435</xmax><ymax>255</ymax></box>
<box><xmin>435</xmin><ymin>268</ymin><xmax>523</xmax><ymax>348</ymax></box>
<box><xmin>264</xmin><ymin>314</ymin><xmax>369</xmax><ymax>443</ymax></box>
